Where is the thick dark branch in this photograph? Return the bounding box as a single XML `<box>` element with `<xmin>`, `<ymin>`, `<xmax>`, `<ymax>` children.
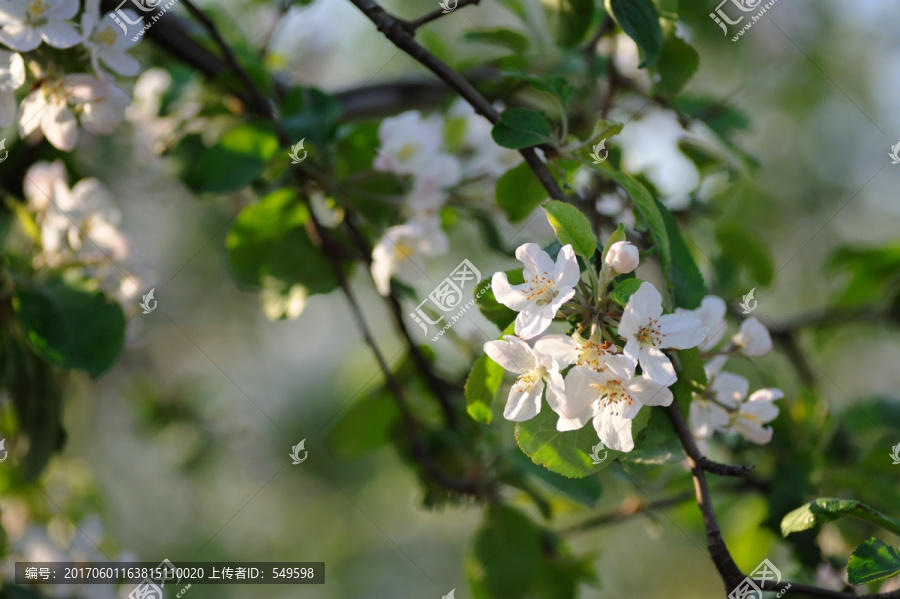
<box><xmin>664</xmin><ymin>404</ymin><xmax>746</xmax><ymax>589</ymax></box>
<box><xmin>408</xmin><ymin>0</ymin><xmax>481</xmax><ymax>30</ymax></box>
<box><xmin>666</xmin><ymin>403</ymin><xmax>754</xmax><ymax>478</ymax></box>
<box><xmin>345</xmin><ymin>0</ymin><xmax>569</xmax><ymax>205</ymax></box>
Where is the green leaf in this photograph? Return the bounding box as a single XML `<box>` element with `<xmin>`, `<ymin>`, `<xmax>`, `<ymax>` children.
<box><xmin>507</xmin><ymin>450</ymin><xmax>603</xmax><ymax>508</ymax></box>
<box><xmin>543</xmin><ymin>200</ymin><xmax>597</xmax><ymax>258</ymax></box>
<box><xmin>848</xmin><ymin>538</ymin><xmax>900</xmax><ymax>585</ymax></box>
<box><xmin>658</xmin><ymin>200</ymin><xmax>705</xmax><ymax>309</ymax></box>
<box><xmin>673</xmin><ymin>95</ymin><xmax>750</xmax><ymax>139</ymax></box>
<box><xmin>604</xmin><ymin>0</ymin><xmax>663</xmax><ymax>67</ymax></box>
<box><xmin>781</xmin><ymin>498</ymin><xmax>900</xmax><ymax>538</ymax></box>
<box><xmin>467</xmin><ymin>505</ymin><xmax>544</xmax><ymax>598</ymax></box>
<box><xmin>492</xmin><ymin>108</ymin><xmax>553</xmax><ymax>149</ymax></box>
<box><xmin>465</xmin><ymin>353</ymin><xmax>505</xmax><ymax>424</ymax></box>
<box><xmin>326</xmin><ymin>390</ymin><xmax>400</xmax><ymax>458</ymax></box>
<box><xmin>595</xmin><ymin>165</ymin><xmax>670</xmax><ymax>272</ymax></box>
<box><xmin>226</xmin><ymin>189</ymin><xmax>340</xmax><ymax>296</ymax></box>
<box><xmin>716</xmin><ymin>223</ymin><xmax>775</xmax><ymax>287</ymax></box>
<box><xmin>557</xmin><ymin>0</ymin><xmax>597</xmax><ymax>47</ymax></box>
<box><xmin>610</xmin><ymin>278</ymin><xmax>644</xmax><ymax>308</ymax></box>
<box><xmin>669</xmin><ymin>347</ymin><xmax>707</xmax><ymax>416</ymax></box>
<box><xmin>503</xmin><ymin>72</ymin><xmax>574</xmax><ymax>106</ymax></box>
<box><xmin>652</xmin><ymin>36</ymin><xmax>700</xmax><ymax>98</ymax></box>
<box><xmin>13</xmin><ymin>278</ymin><xmax>125</xmax><ymax>378</ymax></box>
<box><xmin>281</xmin><ymin>86</ymin><xmax>342</xmax><ymax>149</ymax></box>
<box><xmin>496</xmin><ymin>162</ymin><xmax>548</xmax><ymax>222</ymax></box>
<box><xmin>476</xmin><ymin>270</ymin><xmax>523</xmax><ymax>329</ymax></box>
<box><xmin>600</xmin><ymin>223</ymin><xmax>627</xmax><ymax>262</ymax></box>
<box><xmin>183</xmin><ymin>121</ymin><xmax>279</xmax><ymax>193</ymax></box>
<box><xmin>463</xmin><ymin>28</ymin><xmax>530</xmax><ymax>54</ymax></box>
<box><xmin>516</xmin><ymin>408</ymin><xmax>613</xmax><ymax>478</ymax></box>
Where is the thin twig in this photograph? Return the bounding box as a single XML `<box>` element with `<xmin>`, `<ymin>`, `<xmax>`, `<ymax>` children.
<box><xmin>408</xmin><ymin>0</ymin><xmax>481</xmax><ymax>30</ymax></box>
<box><xmin>561</xmin><ymin>491</ymin><xmax>694</xmax><ymax>536</ymax></box>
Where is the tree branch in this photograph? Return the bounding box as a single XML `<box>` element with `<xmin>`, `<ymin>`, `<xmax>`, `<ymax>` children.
<box><xmin>561</xmin><ymin>491</ymin><xmax>694</xmax><ymax>536</ymax></box>
<box><xmin>408</xmin><ymin>0</ymin><xmax>482</xmax><ymax>30</ymax></box>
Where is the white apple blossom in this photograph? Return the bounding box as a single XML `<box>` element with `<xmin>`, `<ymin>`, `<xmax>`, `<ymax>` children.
<box><xmin>0</xmin><ymin>0</ymin><xmax>81</xmax><ymax>51</ymax></box>
<box><xmin>483</xmin><ymin>335</ymin><xmax>565</xmax><ymax>422</ymax></box>
<box><xmin>730</xmin><ymin>388</ymin><xmax>781</xmax><ymax>444</ymax></box>
<box><xmin>604</xmin><ymin>240</ymin><xmax>639</xmax><ymax>274</ymax></box>
<box><xmin>19</xmin><ymin>73</ymin><xmax>130</xmax><ymax>150</ymax></box>
<box><xmin>732</xmin><ymin>317</ymin><xmax>772</xmax><ymax>357</ymax></box>
<box><xmin>447</xmin><ymin>98</ymin><xmax>520</xmax><ymax>178</ymax></box>
<box><xmin>406</xmin><ymin>154</ymin><xmax>462</xmax><ymax>215</ymax></box>
<box><xmin>0</xmin><ymin>49</ymin><xmax>24</xmax><ymax>127</ymax></box>
<box><xmin>560</xmin><ymin>356</ymin><xmax>673</xmax><ymax>450</ymax></box>
<box><xmin>618</xmin><ymin>282</ymin><xmax>705</xmax><ymax>385</ymax></box>
<box><xmin>373</xmin><ymin>110</ymin><xmax>443</xmax><ymax>175</ymax></box>
<box><xmin>594</xmin><ymin>192</ymin><xmax>635</xmax><ymax>230</ymax></box>
<box><xmin>676</xmin><ymin>295</ymin><xmax>727</xmax><ymax>351</ymax></box>
<box><xmin>532</xmin><ymin>332</ymin><xmax>617</xmax><ymax>371</ymax></box>
<box><xmin>491</xmin><ymin>243</ymin><xmax>580</xmax><ymax>340</ymax></box>
<box><xmin>370</xmin><ymin>216</ymin><xmax>448</xmax><ymax>295</ymax></box>
<box><xmin>81</xmin><ymin>0</ymin><xmax>142</xmax><ymax>78</ymax></box>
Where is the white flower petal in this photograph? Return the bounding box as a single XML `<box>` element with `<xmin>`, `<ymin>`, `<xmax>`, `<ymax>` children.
<box><xmin>515</xmin><ymin>242</ymin><xmax>555</xmax><ymax>276</ymax></box>
<box><xmin>515</xmin><ymin>305</ymin><xmax>554</xmax><ymax>340</ymax></box>
<box><xmin>503</xmin><ymin>379</ymin><xmax>543</xmax><ymax>421</ymax></box>
<box><xmin>0</xmin><ymin>24</ymin><xmax>41</xmax><ymax>51</ymax></box>
<box><xmin>39</xmin><ymin>21</ymin><xmax>81</xmax><ymax>48</ymax></box>
<box><xmin>711</xmin><ymin>372</ymin><xmax>748</xmax><ymax>408</ymax></box>
<box><xmin>483</xmin><ymin>336</ymin><xmax>535</xmax><ymax>375</ymax></box>
<box><xmin>533</xmin><ymin>334</ymin><xmax>580</xmax><ymax>368</ymax></box>
<box><xmin>553</xmin><ymin>244</ymin><xmax>581</xmax><ymax>288</ymax></box>
<box><xmin>41</xmin><ymin>100</ymin><xmax>78</xmax><ymax>151</ymax></box>
<box><xmin>625</xmin><ymin>377</ymin><xmax>673</xmax><ymax>407</ymax></box>
<box><xmin>594</xmin><ymin>404</ymin><xmax>634</xmax><ymax>452</ymax></box>
<box><xmin>491</xmin><ymin>271</ymin><xmax>530</xmax><ymax>311</ymax></box>
<box><xmin>638</xmin><ymin>344</ymin><xmax>676</xmax><ymax>385</ymax></box>
<box><xmin>657</xmin><ymin>313</ymin><xmax>705</xmax><ymax>349</ymax></box>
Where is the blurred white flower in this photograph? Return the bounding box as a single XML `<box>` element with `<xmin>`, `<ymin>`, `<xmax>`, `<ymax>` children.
<box><xmin>491</xmin><ymin>243</ymin><xmax>580</xmax><ymax>340</ymax></box>
<box><xmin>595</xmin><ymin>192</ymin><xmax>636</xmax><ymax>230</ymax></box>
<box><xmin>370</xmin><ymin>216</ymin><xmax>447</xmax><ymax>295</ymax></box>
<box><xmin>373</xmin><ymin>111</ymin><xmax>444</xmax><ymax>176</ymax></box>
<box><xmin>732</xmin><ymin>317</ymin><xmax>772</xmax><ymax>357</ymax></box>
<box><xmin>729</xmin><ymin>388</ymin><xmax>781</xmax><ymax>444</ymax></box>
<box><xmin>448</xmin><ymin>98</ymin><xmax>520</xmax><ymax>178</ymax></box>
<box><xmin>407</xmin><ymin>154</ymin><xmax>462</xmax><ymax>215</ymax></box>
<box><xmin>483</xmin><ymin>335</ymin><xmax>565</xmax><ymax>423</ymax></box>
<box><xmin>619</xmin><ymin>282</ymin><xmax>705</xmax><ymax>385</ymax></box>
<box><xmin>0</xmin><ymin>49</ymin><xmax>25</xmax><ymax>127</ymax></box>
<box><xmin>676</xmin><ymin>295</ymin><xmax>727</xmax><ymax>351</ymax></box>
<box><xmin>19</xmin><ymin>73</ymin><xmax>130</xmax><ymax>150</ymax></box>
<box><xmin>0</xmin><ymin>0</ymin><xmax>81</xmax><ymax>51</ymax></box>
<box><xmin>81</xmin><ymin>0</ymin><xmax>141</xmax><ymax>78</ymax></box>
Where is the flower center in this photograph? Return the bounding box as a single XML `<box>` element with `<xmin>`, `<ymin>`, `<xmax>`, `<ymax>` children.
<box><xmin>392</xmin><ymin>241</ymin><xmax>414</xmax><ymax>261</ymax></box>
<box><xmin>577</xmin><ymin>340</ymin><xmax>613</xmax><ymax>370</ymax></box>
<box><xmin>591</xmin><ymin>380</ymin><xmax>633</xmax><ymax>416</ymax></box>
<box><xmin>525</xmin><ymin>272</ymin><xmax>557</xmax><ymax>306</ymax></box>
<box><xmin>26</xmin><ymin>0</ymin><xmax>49</xmax><ymax>25</ymax></box>
<box><xmin>515</xmin><ymin>366</ymin><xmax>546</xmax><ymax>392</ymax></box>
<box><xmin>94</xmin><ymin>26</ymin><xmax>119</xmax><ymax>47</ymax></box>
<box><xmin>635</xmin><ymin>319</ymin><xmax>662</xmax><ymax>346</ymax></box>
<box><xmin>397</xmin><ymin>143</ymin><xmax>419</xmax><ymax>161</ymax></box>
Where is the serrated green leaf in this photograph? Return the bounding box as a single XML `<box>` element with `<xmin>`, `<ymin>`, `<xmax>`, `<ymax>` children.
<box><xmin>610</xmin><ymin>278</ymin><xmax>644</xmax><ymax>308</ymax></box>
<box><xmin>659</xmin><ymin>200</ymin><xmax>705</xmax><ymax>309</ymax></box>
<box><xmin>652</xmin><ymin>35</ymin><xmax>699</xmax><ymax>98</ymax></box>
<box><xmin>13</xmin><ymin>278</ymin><xmax>125</xmax><ymax>378</ymax></box>
<box><xmin>492</xmin><ymin>108</ymin><xmax>553</xmax><ymax>149</ymax></box>
<box><xmin>464</xmin><ymin>28</ymin><xmax>530</xmax><ymax>54</ymax></box>
<box><xmin>515</xmin><ymin>408</ymin><xmax>614</xmax><ymax>478</ymax></box>
<box><xmin>496</xmin><ymin>162</ymin><xmax>548</xmax><ymax>222</ymax></box>
<box><xmin>605</xmin><ymin>0</ymin><xmax>663</xmax><ymax>67</ymax></box>
<box><xmin>848</xmin><ymin>538</ymin><xmax>900</xmax><ymax>585</ymax></box>
<box><xmin>465</xmin><ymin>353</ymin><xmax>505</xmax><ymax>424</ymax></box>
<box><xmin>543</xmin><ymin>200</ymin><xmax>597</xmax><ymax>258</ymax></box>
<box><xmin>781</xmin><ymin>498</ymin><xmax>900</xmax><ymax>537</ymax></box>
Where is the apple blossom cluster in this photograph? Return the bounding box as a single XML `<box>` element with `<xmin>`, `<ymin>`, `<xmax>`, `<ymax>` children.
<box><xmin>677</xmin><ymin>296</ymin><xmax>781</xmax><ymax>453</ymax></box>
<box><xmin>0</xmin><ymin>0</ymin><xmax>141</xmax><ymax>151</ymax></box>
<box><xmin>482</xmin><ymin>240</ymin><xmax>783</xmax><ymax>454</ymax></box>
<box><xmin>369</xmin><ymin>101</ymin><xmax>520</xmax><ymax>295</ymax></box>
<box><xmin>22</xmin><ymin>160</ymin><xmax>148</xmax><ymax>308</ymax></box>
